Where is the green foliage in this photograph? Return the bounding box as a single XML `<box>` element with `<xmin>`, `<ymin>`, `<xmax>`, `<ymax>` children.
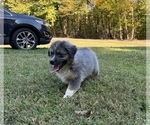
<box><xmin>134</xmin><ymin>0</ymin><xmax>146</xmax><ymax>39</ymax></box>
<box><xmin>29</xmin><ymin>1</ymin><xmax>57</xmax><ymax>26</ymax></box>
<box><xmin>4</xmin><ymin>0</ymin><xmax>146</xmax><ymax>39</ymax></box>
<box><xmin>5</xmin><ymin>0</ymin><xmax>57</xmax><ymax>26</ymax></box>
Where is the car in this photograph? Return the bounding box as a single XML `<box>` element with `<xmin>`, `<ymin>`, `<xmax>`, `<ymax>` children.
<box><xmin>0</xmin><ymin>8</ymin><xmax>52</xmax><ymax>49</ymax></box>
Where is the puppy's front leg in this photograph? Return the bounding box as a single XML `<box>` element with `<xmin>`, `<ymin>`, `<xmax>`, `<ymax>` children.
<box><xmin>63</xmin><ymin>88</ymin><xmax>76</xmax><ymax>98</ymax></box>
<box><xmin>63</xmin><ymin>78</ymin><xmax>81</xmax><ymax>98</ymax></box>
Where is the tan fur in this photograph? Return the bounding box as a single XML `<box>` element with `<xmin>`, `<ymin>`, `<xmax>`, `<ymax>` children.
<box><xmin>56</xmin><ymin>64</ymin><xmax>75</xmax><ymax>83</ymax></box>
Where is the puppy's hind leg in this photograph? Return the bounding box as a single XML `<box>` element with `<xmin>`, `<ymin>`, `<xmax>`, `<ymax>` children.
<box><xmin>63</xmin><ymin>77</ymin><xmax>81</xmax><ymax>98</ymax></box>
<box><xmin>93</xmin><ymin>58</ymin><xmax>99</xmax><ymax>76</ymax></box>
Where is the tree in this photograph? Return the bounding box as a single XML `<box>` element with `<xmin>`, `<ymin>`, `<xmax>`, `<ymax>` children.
<box><xmin>5</xmin><ymin>0</ymin><xmax>57</xmax><ymax>26</ymax></box>
<box><xmin>4</xmin><ymin>0</ymin><xmax>146</xmax><ymax>40</ymax></box>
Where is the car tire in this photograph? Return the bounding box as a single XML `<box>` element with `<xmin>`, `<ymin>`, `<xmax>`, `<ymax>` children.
<box><xmin>11</xmin><ymin>28</ymin><xmax>38</xmax><ymax>49</ymax></box>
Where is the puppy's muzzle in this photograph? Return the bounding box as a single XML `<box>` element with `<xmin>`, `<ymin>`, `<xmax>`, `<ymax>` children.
<box><xmin>50</xmin><ymin>55</ymin><xmax>55</xmax><ymax>65</ymax></box>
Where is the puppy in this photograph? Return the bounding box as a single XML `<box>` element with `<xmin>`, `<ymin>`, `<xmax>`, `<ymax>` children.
<box><xmin>48</xmin><ymin>40</ymin><xmax>99</xmax><ymax>98</ymax></box>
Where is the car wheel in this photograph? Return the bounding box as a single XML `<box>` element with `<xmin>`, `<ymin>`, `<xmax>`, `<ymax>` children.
<box><xmin>11</xmin><ymin>28</ymin><xmax>38</xmax><ymax>49</ymax></box>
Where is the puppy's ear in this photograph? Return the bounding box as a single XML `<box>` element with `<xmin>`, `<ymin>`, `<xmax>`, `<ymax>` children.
<box><xmin>64</xmin><ymin>42</ymin><xmax>77</xmax><ymax>58</ymax></box>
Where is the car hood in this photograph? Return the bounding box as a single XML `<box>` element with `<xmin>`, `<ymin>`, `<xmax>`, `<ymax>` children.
<box><xmin>16</xmin><ymin>13</ymin><xmax>43</xmax><ymax>21</ymax></box>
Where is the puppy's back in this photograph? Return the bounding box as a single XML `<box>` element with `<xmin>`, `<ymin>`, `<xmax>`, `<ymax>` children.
<box><xmin>73</xmin><ymin>48</ymin><xmax>99</xmax><ymax>79</ymax></box>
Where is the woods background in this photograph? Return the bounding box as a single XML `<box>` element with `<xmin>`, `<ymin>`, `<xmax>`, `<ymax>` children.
<box><xmin>4</xmin><ymin>0</ymin><xmax>146</xmax><ymax>40</ymax></box>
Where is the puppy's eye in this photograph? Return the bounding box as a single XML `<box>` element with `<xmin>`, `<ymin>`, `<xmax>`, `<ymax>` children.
<box><xmin>57</xmin><ymin>52</ymin><xmax>62</xmax><ymax>56</ymax></box>
<box><xmin>57</xmin><ymin>52</ymin><xmax>66</xmax><ymax>57</ymax></box>
<box><xmin>50</xmin><ymin>51</ymin><xmax>54</xmax><ymax>55</ymax></box>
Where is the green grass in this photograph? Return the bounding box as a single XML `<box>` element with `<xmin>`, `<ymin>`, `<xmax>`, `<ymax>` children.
<box><xmin>4</xmin><ymin>47</ymin><xmax>146</xmax><ymax>125</ymax></box>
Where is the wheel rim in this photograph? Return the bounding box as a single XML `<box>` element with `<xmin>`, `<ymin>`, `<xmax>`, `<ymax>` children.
<box><xmin>16</xmin><ymin>31</ymin><xmax>36</xmax><ymax>49</ymax></box>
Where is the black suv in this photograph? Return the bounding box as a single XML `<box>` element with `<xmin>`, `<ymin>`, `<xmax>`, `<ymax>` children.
<box><xmin>0</xmin><ymin>8</ymin><xmax>52</xmax><ymax>49</ymax></box>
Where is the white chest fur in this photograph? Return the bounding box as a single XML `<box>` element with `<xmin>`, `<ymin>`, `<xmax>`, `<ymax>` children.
<box><xmin>56</xmin><ymin>68</ymin><xmax>75</xmax><ymax>84</ymax></box>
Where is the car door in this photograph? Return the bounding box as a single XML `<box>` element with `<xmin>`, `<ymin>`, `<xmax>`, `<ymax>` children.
<box><xmin>3</xmin><ymin>9</ymin><xmax>17</xmax><ymax>44</ymax></box>
<box><xmin>0</xmin><ymin>9</ymin><xmax>4</xmax><ymax>44</ymax></box>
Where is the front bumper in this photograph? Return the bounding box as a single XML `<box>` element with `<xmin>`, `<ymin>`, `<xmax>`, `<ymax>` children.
<box><xmin>39</xmin><ymin>35</ymin><xmax>52</xmax><ymax>44</ymax></box>
<box><xmin>39</xmin><ymin>25</ymin><xmax>53</xmax><ymax>44</ymax></box>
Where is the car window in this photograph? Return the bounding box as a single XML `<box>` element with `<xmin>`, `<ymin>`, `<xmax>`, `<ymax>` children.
<box><xmin>4</xmin><ymin>10</ymin><xmax>12</xmax><ymax>16</ymax></box>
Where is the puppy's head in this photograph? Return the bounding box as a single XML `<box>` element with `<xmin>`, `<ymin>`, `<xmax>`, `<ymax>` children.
<box><xmin>48</xmin><ymin>41</ymin><xmax>77</xmax><ymax>73</ymax></box>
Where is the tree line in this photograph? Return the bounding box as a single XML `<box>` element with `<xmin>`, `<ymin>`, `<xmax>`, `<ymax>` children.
<box><xmin>5</xmin><ymin>0</ymin><xmax>146</xmax><ymax>40</ymax></box>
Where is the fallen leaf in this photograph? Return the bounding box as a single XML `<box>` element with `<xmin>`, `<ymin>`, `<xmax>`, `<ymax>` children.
<box><xmin>74</xmin><ymin>110</ymin><xmax>95</xmax><ymax>117</ymax></box>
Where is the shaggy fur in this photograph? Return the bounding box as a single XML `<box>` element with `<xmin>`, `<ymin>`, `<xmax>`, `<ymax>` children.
<box><xmin>48</xmin><ymin>40</ymin><xmax>99</xmax><ymax>98</ymax></box>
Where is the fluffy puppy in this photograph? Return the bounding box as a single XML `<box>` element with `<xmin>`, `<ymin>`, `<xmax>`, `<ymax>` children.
<box><xmin>48</xmin><ymin>40</ymin><xmax>99</xmax><ymax>98</ymax></box>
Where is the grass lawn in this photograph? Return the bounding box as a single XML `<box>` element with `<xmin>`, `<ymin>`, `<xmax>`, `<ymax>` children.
<box><xmin>38</xmin><ymin>38</ymin><xmax>147</xmax><ymax>48</ymax></box>
<box><xmin>4</xmin><ymin>46</ymin><xmax>146</xmax><ymax>124</ymax></box>
<box><xmin>0</xmin><ymin>38</ymin><xmax>147</xmax><ymax>49</ymax></box>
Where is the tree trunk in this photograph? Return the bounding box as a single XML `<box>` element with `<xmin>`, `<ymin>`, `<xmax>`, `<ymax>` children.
<box><xmin>63</xmin><ymin>18</ymin><xmax>67</xmax><ymax>37</ymax></box>
<box><xmin>119</xmin><ymin>15</ymin><xmax>123</xmax><ymax>40</ymax></box>
<box><xmin>131</xmin><ymin>7</ymin><xmax>135</xmax><ymax>40</ymax></box>
<box><xmin>59</xmin><ymin>17</ymin><xmax>65</xmax><ymax>36</ymax></box>
<box><xmin>124</xmin><ymin>12</ymin><xmax>129</xmax><ymax>40</ymax></box>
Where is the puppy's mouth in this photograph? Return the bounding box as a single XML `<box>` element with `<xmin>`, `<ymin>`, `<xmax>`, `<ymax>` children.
<box><xmin>50</xmin><ymin>61</ymin><xmax>67</xmax><ymax>73</ymax></box>
<box><xmin>50</xmin><ymin>64</ymin><xmax>62</xmax><ymax>73</ymax></box>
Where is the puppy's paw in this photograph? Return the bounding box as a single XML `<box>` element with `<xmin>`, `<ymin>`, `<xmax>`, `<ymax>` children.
<box><xmin>63</xmin><ymin>94</ymin><xmax>70</xmax><ymax>98</ymax></box>
<box><xmin>63</xmin><ymin>89</ymin><xmax>76</xmax><ymax>98</ymax></box>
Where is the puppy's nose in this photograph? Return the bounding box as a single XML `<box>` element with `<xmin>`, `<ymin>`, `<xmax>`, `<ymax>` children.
<box><xmin>50</xmin><ymin>60</ymin><xmax>54</xmax><ymax>65</ymax></box>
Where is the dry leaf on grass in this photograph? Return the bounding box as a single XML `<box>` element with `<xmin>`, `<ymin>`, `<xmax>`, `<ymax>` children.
<box><xmin>74</xmin><ymin>110</ymin><xmax>95</xmax><ymax>117</ymax></box>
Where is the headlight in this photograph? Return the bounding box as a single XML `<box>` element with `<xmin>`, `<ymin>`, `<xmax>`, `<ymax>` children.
<box><xmin>35</xmin><ymin>20</ymin><xmax>49</xmax><ymax>27</ymax></box>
